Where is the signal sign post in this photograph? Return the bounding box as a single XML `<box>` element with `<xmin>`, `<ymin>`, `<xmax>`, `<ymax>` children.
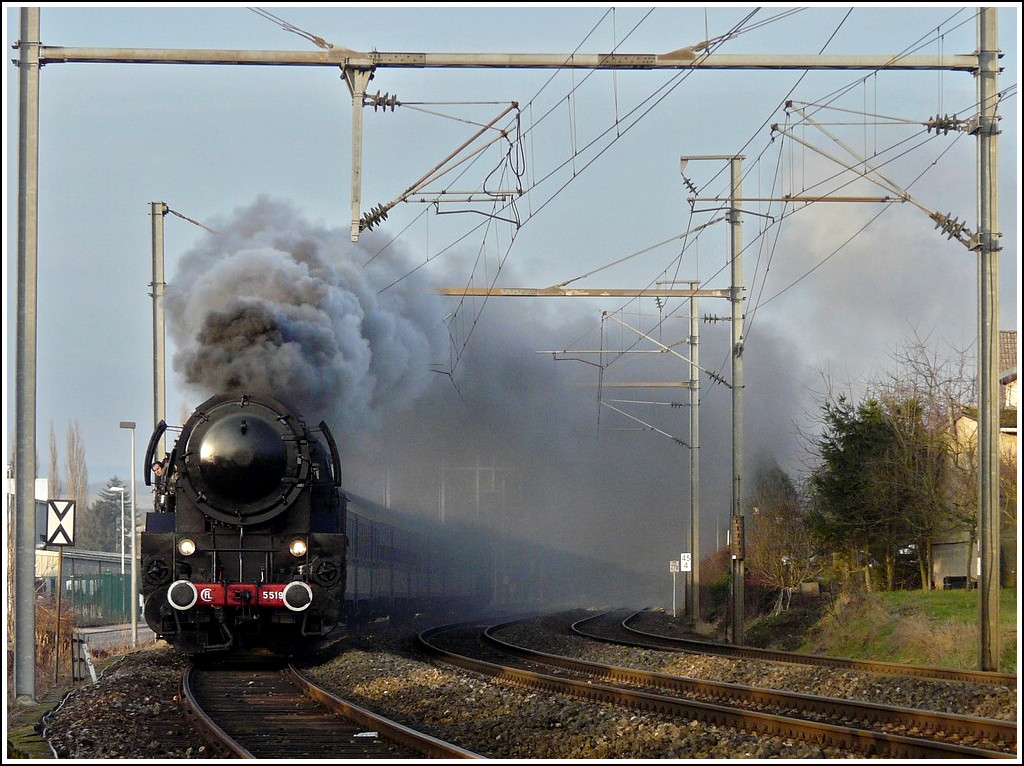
<box><xmin>46</xmin><ymin>499</ymin><xmax>76</xmax><ymax>684</ymax></box>
<box><xmin>669</xmin><ymin>559</ymin><xmax>679</xmax><ymax>618</ymax></box>
<box><xmin>680</xmin><ymin>553</ymin><xmax>692</xmax><ymax>621</ymax></box>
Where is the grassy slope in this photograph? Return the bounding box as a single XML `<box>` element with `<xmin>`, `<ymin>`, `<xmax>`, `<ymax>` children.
<box><xmin>746</xmin><ymin>588</ymin><xmax>1018</xmax><ymax>674</ymax></box>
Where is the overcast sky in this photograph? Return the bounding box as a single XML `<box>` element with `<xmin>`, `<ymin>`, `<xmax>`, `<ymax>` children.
<box><xmin>4</xmin><ymin>4</ymin><xmax>1020</xmax><ymax>584</ymax></box>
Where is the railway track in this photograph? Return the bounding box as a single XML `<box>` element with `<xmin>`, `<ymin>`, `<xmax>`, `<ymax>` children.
<box><xmin>180</xmin><ymin>660</ymin><xmax>481</xmax><ymax>759</ymax></box>
<box><xmin>602</xmin><ymin>608</ymin><xmax>1018</xmax><ymax>689</ymax></box>
<box><xmin>419</xmin><ymin>618</ymin><xmax>1016</xmax><ymax>759</ymax></box>
<box><xmin>564</xmin><ymin>611</ymin><xmax>1016</xmax><ymax>753</ymax></box>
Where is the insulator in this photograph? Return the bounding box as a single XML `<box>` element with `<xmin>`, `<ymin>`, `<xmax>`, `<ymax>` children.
<box><xmin>654</xmin><ymin>297</ymin><xmax>664</xmax><ymax>310</ymax></box>
<box><xmin>931</xmin><ymin>211</ymin><xmax>977</xmax><ymax>248</ymax></box>
<box><xmin>682</xmin><ymin>176</ymin><xmax>698</xmax><ymax>195</ymax></box>
<box><xmin>933</xmin><ymin>212</ymin><xmax>965</xmax><ymax>241</ymax></box>
<box><xmin>925</xmin><ymin>113</ymin><xmax>964</xmax><ymax>135</ymax></box>
<box><xmin>359</xmin><ymin>204</ymin><xmax>389</xmax><ymax>231</ymax></box>
<box><xmin>366</xmin><ymin>90</ymin><xmax>400</xmax><ymax>112</ymax></box>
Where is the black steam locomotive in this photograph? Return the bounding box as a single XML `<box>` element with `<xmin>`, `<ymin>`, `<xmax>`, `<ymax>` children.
<box><xmin>140</xmin><ymin>393</ymin><xmax>348</xmax><ymax>656</ymax></box>
<box><xmin>138</xmin><ymin>392</ymin><xmax>646</xmax><ymax>658</ymax></box>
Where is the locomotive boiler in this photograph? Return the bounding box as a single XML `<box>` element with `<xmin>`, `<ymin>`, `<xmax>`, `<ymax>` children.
<box><xmin>140</xmin><ymin>393</ymin><xmax>347</xmax><ymax>656</ymax></box>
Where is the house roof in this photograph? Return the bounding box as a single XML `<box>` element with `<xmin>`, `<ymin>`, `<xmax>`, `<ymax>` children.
<box><xmin>1000</xmin><ymin>329</ymin><xmax>1017</xmax><ymax>378</ymax></box>
<box><xmin>959</xmin><ymin>405</ymin><xmax>1018</xmax><ymax>430</ymax></box>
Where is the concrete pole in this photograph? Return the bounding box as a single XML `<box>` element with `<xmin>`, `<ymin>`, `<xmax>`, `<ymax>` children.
<box><xmin>118</xmin><ymin>489</ymin><xmax>125</xmax><ymax>575</ymax></box>
<box><xmin>121</xmin><ymin>422</ymin><xmax>138</xmax><ymax>647</ymax></box>
<box><xmin>346</xmin><ymin>69</ymin><xmax>372</xmax><ymax>242</ymax></box>
<box><xmin>15</xmin><ymin>6</ymin><xmax>40</xmax><ymax>703</ymax></box>
<box><xmin>728</xmin><ymin>156</ymin><xmax>746</xmax><ymax>645</ymax></box>
<box><xmin>131</xmin><ymin>424</ymin><xmax>138</xmax><ymax>647</ymax></box>
<box><xmin>151</xmin><ymin>202</ymin><xmax>167</xmax><ymax>449</ymax></box>
<box><xmin>688</xmin><ymin>286</ymin><xmax>700</xmax><ymax>624</ymax></box>
<box><xmin>976</xmin><ymin>7</ymin><xmax>1001</xmax><ymax>672</ymax></box>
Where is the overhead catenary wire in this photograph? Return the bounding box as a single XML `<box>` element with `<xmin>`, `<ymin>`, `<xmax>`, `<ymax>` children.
<box><xmin>440</xmin><ymin>10</ymin><xmax>762</xmax><ymax>377</ymax></box>
<box><xmin>253</xmin><ymin>6</ymin><xmax>1001</xmax><ymax>399</ymax></box>
<box><xmin>706</xmin><ymin>6</ymin><xmax>988</xmax><ymax>364</ymax></box>
<box><xmin>374</xmin><ymin>7</ymin><xmax>760</xmax><ymax>381</ymax></box>
<box><xmin>249</xmin><ymin>7</ymin><xmax>335</xmax><ymax>50</ymax></box>
<box><xmin>751</xmin><ymin>124</ymin><xmax>974</xmax><ymax>313</ymax></box>
<box><xmin>166</xmin><ymin>208</ymin><xmax>222</xmax><ymax>236</ymax></box>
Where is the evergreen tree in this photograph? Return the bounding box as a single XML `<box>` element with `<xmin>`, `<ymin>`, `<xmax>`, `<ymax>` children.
<box><xmin>78</xmin><ymin>478</ymin><xmax>131</xmax><ymax>555</ymax></box>
<box><xmin>806</xmin><ymin>396</ymin><xmax>894</xmax><ymax>589</ymax></box>
<box><xmin>804</xmin><ymin>334</ymin><xmax>1007</xmax><ymax>592</ymax></box>
<box><xmin>807</xmin><ymin>393</ymin><xmax>960</xmax><ymax>591</ymax></box>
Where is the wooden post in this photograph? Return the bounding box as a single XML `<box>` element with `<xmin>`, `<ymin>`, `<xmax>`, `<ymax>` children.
<box><xmin>54</xmin><ymin>546</ymin><xmax>63</xmax><ymax>684</ymax></box>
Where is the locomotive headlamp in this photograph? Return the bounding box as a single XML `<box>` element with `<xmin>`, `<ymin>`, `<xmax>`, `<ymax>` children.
<box><xmin>288</xmin><ymin>538</ymin><xmax>308</xmax><ymax>557</ymax></box>
<box><xmin>177</xmin><ymin>538</ymin><xmax>197</xmax><ymax>557</ymax></box>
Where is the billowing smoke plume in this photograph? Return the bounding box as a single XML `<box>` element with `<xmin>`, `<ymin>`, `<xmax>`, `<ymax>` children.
<box><xmin>164</xmin><ymin>195</ymin><xmax>816</xmax><ymax>598</ymax></box>
<box><xmin>165</xmin><ymin>196</ymin><xmax>448</xmax><ymax>443</ymax></box>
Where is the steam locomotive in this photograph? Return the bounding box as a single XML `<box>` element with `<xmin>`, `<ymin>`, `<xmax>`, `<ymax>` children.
<box><xmin>140</xmin><ymin>392</ymin><xmax>494</xmax><ymax>657</ymax></box>
<box><xmin>138</xmin><ymin>392</ymin><xmax>648</xmax><ymax>657</ymax></box>
<box><xmin>140</xmin><ymin>393</ymin><xmax>349</xmax><ymax>656</ymax></box>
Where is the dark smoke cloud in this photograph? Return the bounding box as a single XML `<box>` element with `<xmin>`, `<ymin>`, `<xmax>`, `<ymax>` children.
<box><xmin>165</xmin><ymin>195</ymin><xmax>447</xmax><ymax>442</ymax></box>
<box><xmin>164</xmin><ymin>196</ymin><xmax>813</xmax><ymax>596</ymax></box>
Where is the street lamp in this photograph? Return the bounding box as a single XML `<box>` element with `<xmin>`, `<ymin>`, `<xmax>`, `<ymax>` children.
<box><xmin>110</xmin><ymin>486</ymin><xmax>126</xmax><ymax>574</ymax></box>
<box><xmin>119</xmin><ymin>421</ymin><xmax>138</xmax><ymax>647</ymax></box>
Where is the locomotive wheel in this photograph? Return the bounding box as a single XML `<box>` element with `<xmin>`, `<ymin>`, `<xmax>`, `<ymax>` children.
<box><xmin>143</xmin><ymin>588</ymin><xmax>169</xmax><ymax>631</ymax></box>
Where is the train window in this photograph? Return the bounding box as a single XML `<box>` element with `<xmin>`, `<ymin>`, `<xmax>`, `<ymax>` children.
<box><xmin>393</xmin><ymin>531</ymin><xmax>406</xmax><ymax>565</ymax></box>
<box><xmin>357</xmin><ymin>519</ymin><xmax>370</xmax><ymax>559</ymax></box>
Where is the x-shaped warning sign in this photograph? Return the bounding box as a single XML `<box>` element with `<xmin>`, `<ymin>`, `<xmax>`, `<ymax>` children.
<box><xmin>46</xmin><ymin>499</ymin><xmax>76</xmax><ymax>546</ymax></box>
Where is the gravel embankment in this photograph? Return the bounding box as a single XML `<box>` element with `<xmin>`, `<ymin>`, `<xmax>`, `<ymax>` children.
<box><xmin>37</xmin><ymin>610</ymin><xmax>1017</xmax><ymax>760</ymax></box>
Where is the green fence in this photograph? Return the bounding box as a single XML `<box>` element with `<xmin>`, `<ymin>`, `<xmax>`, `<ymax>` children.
<box><xmin>64</xmin><ymin>572</ymin><xmax>132</xmax><ymax>627</ymax></box>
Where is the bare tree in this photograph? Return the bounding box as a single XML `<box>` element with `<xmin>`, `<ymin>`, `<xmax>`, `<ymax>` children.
<box><xmin>999</xmin><ymin>446</ymin><xmax>1017</xmax><ymax>586</ymax></box>
<box><xmin>869</xmin><ymin>331</ymin><xmax>977</xmax><ymax>589</ymax></box>
<box><xmin>746</xmin><ymin>459</ymin><xmax>824</xmax><ymax>614</ymax></box>
<box><xmin>48</xmin><ymin>421</ymin><xmax>65</xmax><ymax>500</ymax></box>
<box><xmin>1000</xmin><ymin>450</ymin><xmax>1017</xmax><ymax>528</ymax></box>
<box><xmin>65</xmin><ymin>420</ymin><xmax>89</xmax><ymax>515</ymax></box>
